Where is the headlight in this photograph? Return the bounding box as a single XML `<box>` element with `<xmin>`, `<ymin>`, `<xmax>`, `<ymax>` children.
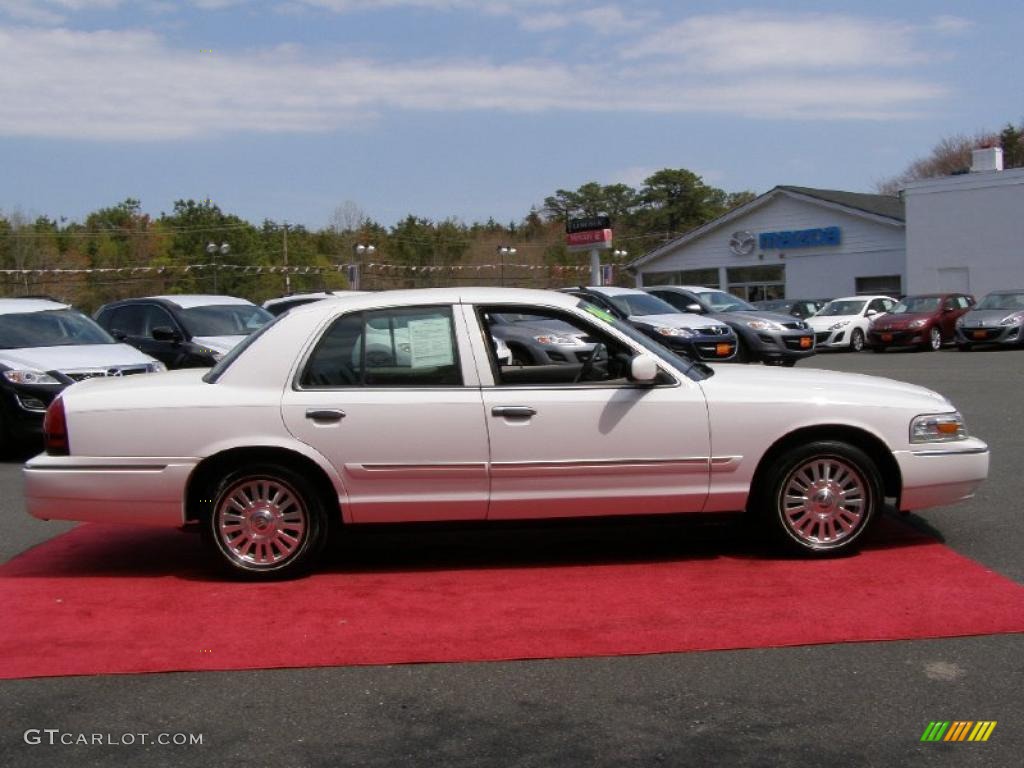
<box><xmin>2</xmin><ymin>370</ymin><xmax>60</xmax><ymax>385</ymax></box>
<box><xmin>910</xmin><ymin>412</ymin><xmax>967</xmax><ymax>443</ymax></box>
<box><xmin>1000</xmin><ymin>315</ymin><xmax>1023</xmax><ymax>326</ymax></box>
<box><xmin>745</xmin><ymin>320</ymin><xmax>784</xmax><ymax>331</ymax></box>
<box><xmin>654</xmin><ymin>326</ymin><xmax>696</xmax><ymax>338</ymax></box>
<box><xmin>148</xmin><ymin>361</ymin><xmax>168</xmax><ymax>373</ymax></box>
<box><xmin>533</xmin><ymin>334</ymin><xmax>585</xmax><ymax>346</ymax></box>
<box><xmin>828</xmin><ymin>320</ymin><xmax>850</xmax><ymax>331</ymax></box>
<box><xmin>909</xmin><ymin>319</ymin><xmax>927</xmax><ymax>329</ymax></box>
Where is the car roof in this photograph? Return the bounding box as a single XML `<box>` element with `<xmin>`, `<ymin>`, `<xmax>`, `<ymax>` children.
<box><xmin>146</xmin><ymin>295</ymin><xmax>256</xmax><ymax>309</ymax></box>
<box><xmin>283</xmin><ymin>287</ymin><xmax>584</xmax><ymax>318</ymax></box>
<box><xmin>827</xmin><ymin>295</ymin><xmax>891</xmax><ymax>303</ymax></box>
<box><xmin>0</xmin><ymin>298</ymin><xmax>70</xmax><ymax>315</ymax></box>
<box><xmin>262</xmin><ymin>291</ymin><xmax>366</xmax><ymax>307</ymax></box>
<box><xmin>563</xmin><ymin>286</ymin><xmax>645</xmax><ymax>297</ymax></box>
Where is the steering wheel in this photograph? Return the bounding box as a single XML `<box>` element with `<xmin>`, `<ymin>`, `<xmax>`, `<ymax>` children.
<box><xmin>573</xmin><ymin>343</ymin><xmax>608</xmax><ymax>383</ymax></box>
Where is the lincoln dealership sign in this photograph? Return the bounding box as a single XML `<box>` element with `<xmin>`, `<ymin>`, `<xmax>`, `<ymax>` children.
<box><xmin>759</xmin><ymin>226</ymin><xmax>841</xmax><ymax>250</ymax></box>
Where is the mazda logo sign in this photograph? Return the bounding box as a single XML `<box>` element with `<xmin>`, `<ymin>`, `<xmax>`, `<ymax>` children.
<box><xmin>729</xmin><ymin>230</ymin><xmax>756</xmax><ymax>256</ymax></box>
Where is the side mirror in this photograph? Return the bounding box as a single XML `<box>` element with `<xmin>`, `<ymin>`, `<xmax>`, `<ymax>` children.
<box><xmin>629</xmin><ymin>354</ymin><xmax>658</xmax><ymax>384</ymax></box>
<box><xmin>686</xmin><ymin>303</ymin><xmax>703</xmax><ymax>313</ymax></box>
<box><xmin>151</xmin><ymin>326</ymin><xmax>181</xmax><ymax>343</ymax></box>
<box><xmin>110</xmin><ymin>329</ymin><xmax>127</xmax><ymax>341</ymax></box>
<box><xmin>865</xmin><ymin>309</ymin><xmax>878</xmax><ymax>317</ymax></box>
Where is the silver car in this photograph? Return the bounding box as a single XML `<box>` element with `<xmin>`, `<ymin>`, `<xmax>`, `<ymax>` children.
<box><xmin>954</xmin><ymin>289</ymin><xmax>1024</xmax><ymax>350</ymax></box>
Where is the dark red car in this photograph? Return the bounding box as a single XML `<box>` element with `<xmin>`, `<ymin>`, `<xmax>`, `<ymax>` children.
<box><xmin>867</xmin><ymin>293</ymin><xmax>975</xmax><ymax>352</ymax></box>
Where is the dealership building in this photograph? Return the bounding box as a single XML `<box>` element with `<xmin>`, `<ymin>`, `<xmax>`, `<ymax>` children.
<box><xmin>629</xmin><ymin>150</ymin><xmax>1023</xmax><ymax>302</ymax></box>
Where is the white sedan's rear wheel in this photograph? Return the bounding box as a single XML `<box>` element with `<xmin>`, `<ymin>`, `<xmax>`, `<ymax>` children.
<box><xmin>759</xmin><ymin>441</ymin><xmax>881</xmax><ymax>555</ymax></box>
<box><xmin>204</xmin><ymin>464</ymin><xmax>328</xmax><ymax>578</ymax></box>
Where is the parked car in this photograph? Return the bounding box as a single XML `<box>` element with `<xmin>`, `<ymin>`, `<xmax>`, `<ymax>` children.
<box><xmin>485</xmin><ymin>311</ymin><xmax>598</xmax><ymax>366</ymax></box>
<box><xmin>94</xmin><ymin>295</ymin><xmax>274</xmax><ymax>369</ymax></box>
<box><xmin>0</xmin><ymin>298</ymin><xmax>164</xmax><ymax>450</ymax></box>
<box><xmin>26</xmin><ymin>288</ymin><xmax>988</xmax><ymax>578</ymax></box>
<box><xmin>752</xmin><ymin>299</ymin><xmax>827</xmax><ymax>320</ymax></box>
<box><xmin>867</xmin><ymin>293</ymin><xmax>974</xmax><ymax>352</ymax></box>
<box><xmin>806</xmin><ymin>295</ymin><xmax>896</xmax><ymax>351</ymax></box>
<box><xmin>262</xmin><ymin>290</ymin><xmax>367</xmax><ymax>317</ymax></box>
<box><xmin>642</xmin><ymin>286</ymin><xmax>814</xmax><ymax>366</ymax></box>
<box><xmin>954</xmin><ymin>289</ymin><xmax>1024</xmax><ymax>350</ymax></box>
<box><xmin>560</xmin><ymin>286</ymin><xmax>737</xmax><ymax>362</ymax></box>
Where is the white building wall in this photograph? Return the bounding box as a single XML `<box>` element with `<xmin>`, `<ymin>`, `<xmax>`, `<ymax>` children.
<box><xmin>904</xmin><ymin>169</ymin><xmax>1024</xmax><ymax>297</ymax></box>
<box><xmin>637</xmin><ymin>193</ymin><xmax>905</xmax><ymax>297</ymax></box>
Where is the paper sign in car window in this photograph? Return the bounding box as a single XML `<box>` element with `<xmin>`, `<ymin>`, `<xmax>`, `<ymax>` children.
<box><xmin>407</xmin><ymin>316</ymin><xmax>454</xmax><ymax>367</ymax></box>
<box><xmin>582</xmin><ymin>304</ymin><xmax>616</xmax><ymax>324</ymax></box>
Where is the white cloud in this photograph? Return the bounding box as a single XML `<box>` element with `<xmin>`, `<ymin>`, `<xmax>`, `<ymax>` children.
<box><xmin>0</xmin><ymin>0</ymin><xmax>120</xmax><ymax>24</ymax></box>
<box><xmin>930</xmin><ymin>15</ymin><xmax>973</xmax><ymax>35</ymax></box>
<box><xmin>0</xmin><ymin>23</ymin><xmax>949</xmax><ymax>141</ymax></box>
<box><xmin>620</xmin><ymin>12</ymin><xmax>931</xmax><ymax>72</ymax></box>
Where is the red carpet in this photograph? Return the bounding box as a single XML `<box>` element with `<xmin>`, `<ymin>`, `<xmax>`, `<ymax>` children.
<box><xmin>1</xmin><ymin>516</ymin><xmax>1022</xmax><ymax>679</ymax></box>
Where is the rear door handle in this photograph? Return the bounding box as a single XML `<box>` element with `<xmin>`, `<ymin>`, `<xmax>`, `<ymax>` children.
<box><xmin>305</xmin><ymin>408</ymin><xmax>346</xmax><ymax>423</ymax></box>
<box><xmin>491</xmin><ymin>406</ymin><xmax>536</xmax><ymax>419</ymax></box>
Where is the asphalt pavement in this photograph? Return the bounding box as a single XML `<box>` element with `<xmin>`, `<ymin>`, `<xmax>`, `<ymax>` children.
<box><xmin>1</xmin><ymin>346</ymin><xmax>1021</xmax><ymax>767</ymax></box>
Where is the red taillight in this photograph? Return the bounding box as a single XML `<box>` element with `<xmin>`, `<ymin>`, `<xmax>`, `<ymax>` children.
<box><xmin>43</xmin><ymin>396</ymin><xmax>69</xmax><ymax>456</ymax></box>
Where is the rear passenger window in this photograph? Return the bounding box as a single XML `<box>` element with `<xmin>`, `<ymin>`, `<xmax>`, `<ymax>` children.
<box><xmin>300</xmin><ymin>306</ymin><xmax>462</xmax><ymax>388</ymax></box>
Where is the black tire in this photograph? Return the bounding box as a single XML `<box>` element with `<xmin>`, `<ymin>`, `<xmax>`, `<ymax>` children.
<box><xmin>849</xmin><ymin>328</ymin><xmax>865</xmax><ymax>352</ymax></box>
<box><xmin>202</xmin><ymin>463</ymin><xmax>329</xmax><ymax>579</ymax></box>
<box><xmin>871</xmin><ymin>346</ymin><xmax>885</xmax><ymax>353</ymax></box>
<box><xmin>754</xmin><ymin>440</ymin><xmax>882</xmax><ymax>556</ymax></box>
<box><xmin>733</xmin><ymin>336</ymin><xmax>754</xmax><ymax>364</ymax></box>
<box><xmin>780</xmin><ymin>359</ymin><xmax>798</xmax><ymax>367</ymax></box>
<box><xmin>957</xmin><ymin>343</ymin><xmax>972</xmax><ymax>352</ymax></box>
<box><xmin>925</xmin><ymin>326</ymin><xmax>942</xmax><ymax>351</ymax></box>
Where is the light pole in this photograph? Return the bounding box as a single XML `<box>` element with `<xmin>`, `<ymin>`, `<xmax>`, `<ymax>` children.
<box><xmin>496</xmin><ymin>245</ymin><xmax>516</xmax><ymax>286</ymax></box>
<box><xmin>206</xmin><ymin>241</ymin><xmax>229</xmax><ymax>292</ymax></box>
<box><xmin>351</xmin><ymin>243</ymin><xmax>375</xmax><ymax>290</ymax></box>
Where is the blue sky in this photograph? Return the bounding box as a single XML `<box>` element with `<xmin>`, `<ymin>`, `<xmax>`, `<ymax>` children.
<box><xmin>0</xmin><ymin>0</ymin><xmax>1020</xmax><ymax>229</ymax></box>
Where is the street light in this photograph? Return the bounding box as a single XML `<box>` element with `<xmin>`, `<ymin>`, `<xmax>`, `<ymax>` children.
<box><xmin>496</xmin><ymin>245</ymin><xmax>517</xmax><ymax>286</ymax></box>
<box><xmin>351</xmin><ymin>243</ymin><xmax>376</xmax><ymax>290</ymax></box>
<box><xmin>612</xmin><ymin>249</ymin><xmax>629</xmax><ymax>259</ymax></box>
<box><xmin>206</xmin><ymin>241</ymin><xmax>229</xmax><ymax>292</ymax></box>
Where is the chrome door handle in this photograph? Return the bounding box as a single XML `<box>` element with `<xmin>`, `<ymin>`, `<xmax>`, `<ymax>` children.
<box><xmin>491</xmin><ymin>406</ymin><xmax>536</xmax><ymax>419</ymax></box>
<box><xmin>305</xmin><ymin>408</ymin><xmax>346</xmax><ymax>422</ymax></box>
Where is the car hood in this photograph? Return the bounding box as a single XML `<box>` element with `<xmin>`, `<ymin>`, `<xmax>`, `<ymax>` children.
<box><xmin>711</xmin><ymin>309</ymin><xmax>801</xmax><ymax>326</ymax></box>
<box><xmin>959</xmin><ymin>309</ymin><xmax>1024</xmax><ymax>326</ymax></box>
<box><xmin>806</xmin><ymin>314</ymin><xmax>859</xmax><ymax>330</ymax></box>
<box><xmin>871</xmin><ymin>312</ymin><xmax>933</xmax><ymax>329</ymax></box>
<box><xmin>191</xmin><ymin>335</ymin><xmax>247</xmax><ymax>354</ymax></box>
<box><xmin>0</xmin><ymin>343</ymin><xmax>157</xmax><ymax>372</ymax></box>
<box><xmin>700</xmin><ymin>363</ymin><xmax>951</xmax><ymax>410</ymax></box>
<box><xmin>631</xmin><ymin>313</ymin><xmax>726</xmax><ymax>330</ymax></box>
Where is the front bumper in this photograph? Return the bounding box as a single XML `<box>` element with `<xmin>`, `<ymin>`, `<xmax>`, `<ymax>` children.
<box><xmin>893</xmin><ymin>438</ymin><xmax>990</xmax><ymax>511</ymax></box>
<box><xmin>868</xmin><ymin>328</ymin><xmax>929</xmax><ymax>348</ymax></box>
<box><xmin>812</xmin><ymin>329</ymin><xmax>854</xmax><ymax>348</ymax></box>
<box><xmin>955</xmin><ymin>325</ymin><xmax>1023</xmax><ymax>347</ymax></box>
<box><xmin>742</xmin><ymin>329</ymin><xmax>815</xmax><ymax>361</ymax></box>
<box><xmin>0</xmin><ymin>382</ymin><xmax>63</xmax><ymax>444</ymax></box>
<box><xmin>23</xmin><ymin>455</ymin><xmax>198</xmax><ymax>527</ymax></box>
<box><xmin>663</xmin><ymin>333</ymin><xmax>737</xmax><ymax>361</ymax></box>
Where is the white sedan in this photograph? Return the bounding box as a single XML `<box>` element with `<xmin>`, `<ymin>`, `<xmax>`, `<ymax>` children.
<box><xmin>24</xmin><ymin>288</ymin><xmax>989</xmax><ymax>578</ymax></box>
<box><xmin>807</xmin><ymin>295</ymin><xmax>896</xmax><ymax>351</ymax></box>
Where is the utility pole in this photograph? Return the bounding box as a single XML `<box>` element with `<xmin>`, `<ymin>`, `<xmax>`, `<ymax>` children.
<box><xmin>283</xmin><ymin>222</ymin><xmax>291</xmax><ymax>294</ymax></box>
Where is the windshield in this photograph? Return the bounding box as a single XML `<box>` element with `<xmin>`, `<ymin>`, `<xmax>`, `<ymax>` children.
<box><xmin>491</xmin><ymin>313</ymin><xmax>579</xmax><ymax>332</ymax></box>
<box><xmin>694</xmin><ymin>290</ymin><xmax>755</xmax><ymax>312</ymax></box>
<box><xmin>575</xmin><ymin>300</ymin><xmax>707</xmax><ymax>380</ymax></box>
<box><xmin>976</xmin><ymin>292</ymin><xmax>1024</xmax><ymax>311</ymax></box>
<box><xmin>817</xmin><ymin>300</ymin><xmax>866</xmax><ymax>317</ymax></box>
<box><xmin>0</xmin><ymin>309</ymin><xmax>116</xmax><ymax>350</ymax></box>
<box><xmin>891</xmin><ymin>297</ymin><xmax>941</xmax><ymax>314</ymax></box>
<box><xmin>755</xmin><ymin>300</ymin><xmax>788</xmax><ymax>311</ymax></box>
<box><xmin>606</xmin><ymin>293</ymin><xmax>680</xmax><ymax>317</ymax></box>
<box><xmin>180</xmin><ymin>304</ymin><xmax>273</xmax><ymax>337</ymax></box>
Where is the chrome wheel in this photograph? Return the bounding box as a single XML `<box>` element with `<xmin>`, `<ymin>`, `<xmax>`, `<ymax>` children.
<box><xmin>779</xmin><ymin>456</ymin><xmax>869</xmax><ymax>549</ymax></box>
<box><xmin>215</xmin><ymin>477</ymin><xmax>308</xmax><ymax>569</ymax></box>
<box><xmin>929</xmin><ymin>326</ymin><xmax>942</xmax><ymax>350</ymax></box>
<box><xmin>850</xmin><ymin>329</ymin><xmax>865</xmax><ymax>352</ymax></box>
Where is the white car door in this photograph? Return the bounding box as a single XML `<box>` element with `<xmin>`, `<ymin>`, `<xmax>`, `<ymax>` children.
<box><xmin>281</xmin><ymin>304</ymin><xmax>489</xmax><ymax>523</ymax></box>
<box><xmin>467</xmin><ymin>303</ymin><xmax>711</xmax><ymax>520</ymax></box>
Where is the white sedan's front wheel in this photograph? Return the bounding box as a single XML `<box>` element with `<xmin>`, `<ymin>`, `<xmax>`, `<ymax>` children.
<box><xmin>204</xmin><ymin>464</ymin><xmax>328</xmax><ymax>578</ymax></box>
<box><xmin>759</xmin><ymin>441</ymin><xmax>881</xmax><ymax>555</ymax></box>
<box><xmin>849</xmin><ymin>328</ymin><xmax>865</xmax><ymax>352</ymax></box>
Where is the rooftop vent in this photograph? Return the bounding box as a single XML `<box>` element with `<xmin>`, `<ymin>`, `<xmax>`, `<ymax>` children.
<box><xmin>971</xmin><ymin>146</ymin><xmax>1004</xmax><ymax>173</ymax></box>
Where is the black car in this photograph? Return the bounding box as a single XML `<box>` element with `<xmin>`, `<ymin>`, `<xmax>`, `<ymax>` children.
<box><xmin>752</xmin><ymin>299</ymin><xmax>827</xmax><ymax>320</ymax></box>
<box><xmin>643</xmin><ymin>286</ymin><xmax>815</xmax><ymax>366</ymax></box>
<box><xmin>559</xmin><ymin>286</ymin><xmax>737</xmax><ymax>362</ymax></box>
<box><xmin>94</xmin><ymin>295</ymin><xmax>273</xmax><ymax>369</ymax></box>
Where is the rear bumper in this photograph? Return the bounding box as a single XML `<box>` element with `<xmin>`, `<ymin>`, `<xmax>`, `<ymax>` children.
<box><xmin>894</xmin><ymin>438</ymin><xmax>990</xmax><ymax>511</ymax></box>
<box><xmin>23</xmin><ymin>455</ymin><xmax>197</xmax><ymax>527</ymax></box>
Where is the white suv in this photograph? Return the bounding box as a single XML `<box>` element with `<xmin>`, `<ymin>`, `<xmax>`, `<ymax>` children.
<box><xmin>0</xmin><ymin>298</ymin><xmax>164</xmax><ymax>450</ymax></box>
